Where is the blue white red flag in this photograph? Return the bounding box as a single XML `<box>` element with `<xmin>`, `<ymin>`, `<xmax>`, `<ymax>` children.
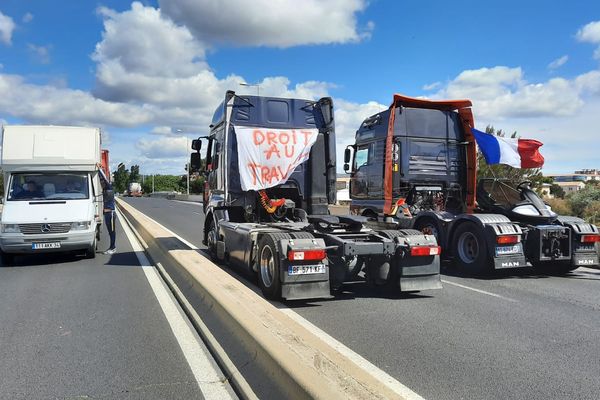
<box><xmin>471</xmin><ymin>128</ymin><xmax>544</xmax><ymax>168</ymax></box>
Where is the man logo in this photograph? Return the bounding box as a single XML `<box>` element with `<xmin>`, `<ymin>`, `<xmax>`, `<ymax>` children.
<box><xmin>501</xmin><ymin>261</ymin><xmax>520</xmax><ymax>267</ymax></box>
<box><xmin>41</xmin><ymin>223</ymin><xmax>51</xmax><ymax>233</ymax></box>
<box><xmin>577</xmin><ymin>259</ymin><xmax>595</xmax><ymax>265</ymax></box>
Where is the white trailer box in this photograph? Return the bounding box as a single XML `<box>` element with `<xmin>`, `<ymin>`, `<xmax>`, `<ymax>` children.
<box><xmin>0</xmin><ymin>125</ymin><xmax>104</xmax><ymax>264</ymax></box>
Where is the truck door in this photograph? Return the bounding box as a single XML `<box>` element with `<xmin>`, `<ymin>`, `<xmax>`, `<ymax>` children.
<box><xmin>350</xmin><ymin>143</ymin><xmax>370</xmax><ymax>199</ymax></box>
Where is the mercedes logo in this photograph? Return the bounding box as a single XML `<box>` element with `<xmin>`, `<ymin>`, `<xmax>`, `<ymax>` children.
<box><xmin>41</xmin><ymin>224</ymin><xmax>51</xmax><ymax>233</ymax></box>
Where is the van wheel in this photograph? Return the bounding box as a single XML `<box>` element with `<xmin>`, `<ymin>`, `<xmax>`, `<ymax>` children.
<box><xmin>85</xmin><ymin>236</ymin><xmax>97</xmax><ymax>259</ymax></box>
<box><xmin>257</xmin><ymin>233</ymin><xmax>288</xmax><ymax>300</ymax></box>
<box><xmin>453</xmin><ymin>222</ymin><xmax>490</xmax><ymax>275</ymax></box>
<box><xmin>1</xmin><ymin>252</ymin><xmax>14</xmax><ymax>266</ymax></box>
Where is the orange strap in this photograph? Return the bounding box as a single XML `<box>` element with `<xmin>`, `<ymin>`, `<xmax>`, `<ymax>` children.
<box><xmin>383</xmin><ymin>106</ymin><xmax>397</xmax><ymax>215</ymax></box>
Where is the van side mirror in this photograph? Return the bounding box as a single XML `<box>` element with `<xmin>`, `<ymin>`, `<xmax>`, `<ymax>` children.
<box><xmin>191</xmin><ymin>139</ymin><xmax>202</xmax><ymax>151</ymax></box>
<box><xmin>190</xmin><ymin>152</ymin><xmax>201</xmax><ymax>172</ymax></box>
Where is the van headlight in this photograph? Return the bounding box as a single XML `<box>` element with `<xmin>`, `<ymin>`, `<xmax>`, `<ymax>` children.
<box><xmin>71</xmin><ymin>221</ymin><xmax>91</xmax><ymax>231</ymax></box>
<box><xmin>1</xmin><ymin>224</ymin><xmax>20</xmax><ymax>233</ymax></box>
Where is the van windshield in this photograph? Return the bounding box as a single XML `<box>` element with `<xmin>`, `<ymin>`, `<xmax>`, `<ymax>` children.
<box><xmin>8</xmin><ymin>173</ymin><xmax>90</xmax><ymax>201</ymax></box>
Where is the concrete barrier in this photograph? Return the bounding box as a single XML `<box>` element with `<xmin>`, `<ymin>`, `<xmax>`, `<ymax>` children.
<box><xmin>117</xmin><ymin>198</ymin><xmax>407</xmax><ymax>400</ymax></box>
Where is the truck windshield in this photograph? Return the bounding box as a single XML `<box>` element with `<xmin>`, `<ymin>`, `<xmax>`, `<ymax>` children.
<box><xmin>8</xmin><ymin>173</ymin><xmax>89</xmax><ymax>201</ymax></box>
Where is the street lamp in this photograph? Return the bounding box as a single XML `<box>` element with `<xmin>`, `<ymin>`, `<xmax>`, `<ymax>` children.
<box><xmin>176</xmin><ymin>129</ymin><xmax>190</xmax><ymax>196</ymax></box>
<box><xmin>240</xmin><ymin>82</ymin><xmax>260</xmax><ymax>96</ymax></box>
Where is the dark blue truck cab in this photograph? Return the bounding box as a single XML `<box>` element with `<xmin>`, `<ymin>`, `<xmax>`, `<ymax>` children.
<box><xmin>347</xmin><ymin>94</ymin><xmax>599</xmax><ymax>274</ymax></box>
<box><xmin>190</xmin><ymin>91</ymin><xmax>442</xmax><ymax>300</ymax></box>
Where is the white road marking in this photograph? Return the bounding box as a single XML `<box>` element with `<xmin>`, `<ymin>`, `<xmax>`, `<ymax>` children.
<box><xmin>193</xmin><ymin>211</ymin><xmax>203</xmax><ymax>216</ymax></box>
<box><xmin>441</xmin><ymin>279</ymin><xmax>518</xmax><ymax>302</ymax></box>
<box><xmin>117</xmin><ymin>209</ymin><xmax>235</xmax><ymax>400</ymax></box>
<box><xmin>123</xmin><ymin>203</ymin><xmax>426</xmax><ymax>400</ymax></box>
<box><xmin>280</xmin><ymin>308</ymin><xmax>426</xmax><ymax>400</ymax></box>
<box><xmin>173</xmin><ymin>199</ymin><xmax>204</xmax><ymax>206</ymax></box>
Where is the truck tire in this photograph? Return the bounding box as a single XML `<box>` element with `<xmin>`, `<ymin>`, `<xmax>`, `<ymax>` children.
<box><xmin>532</xmin><ymin>261</ymin><xmax>577</xmax><ymax>275</ymax></box>
<box><xmin>206</xmin><ymin>218</ymin><xmax>218</xmax><ymax>260</ymax></box>
<box><xmin>452</xmin><ymin>222</ymin><xmax>490</xmax><ymax>274</ymax></box>
<box><xmin>1</xmin><ymin>252</ymin><xmax>14</xmax><ymax>266</ymax></box>
<box><xmin>257</xmin><ymin>233</ymin><xmax>290</xmax><ymax>300</ymax></box>
<box><xmin>414</xmin><ymin>218</ymin><xmax>441</xmax><ymax>243</ymax></box>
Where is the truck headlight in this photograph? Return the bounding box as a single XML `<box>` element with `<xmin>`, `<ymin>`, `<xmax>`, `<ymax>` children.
<box><xmin>71</xmin><ymin>221</ymin><xmax>91</xmax><ymax>231</ymax></box>
<box><xmin>1</xmin><ymin>224</ymin><xmax>20</xmax><ymax>233</ymax></box>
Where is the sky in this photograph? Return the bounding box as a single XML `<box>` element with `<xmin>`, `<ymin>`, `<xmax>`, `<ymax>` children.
<box><xmin>0</xmin><ymin>0</ymin><xmax>599</xmax><ymax>175</ymax></box>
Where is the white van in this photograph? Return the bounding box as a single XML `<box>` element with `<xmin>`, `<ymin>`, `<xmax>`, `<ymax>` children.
<box><xmin>0</xmin><ymin>126</ymin><xmax>104</xmax><ymax>264</ymax></box>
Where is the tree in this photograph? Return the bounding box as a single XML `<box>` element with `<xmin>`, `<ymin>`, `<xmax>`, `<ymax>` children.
<box><xmin>569</xmin><ymin>185</ymin><xmax>600</xmax><ymax>217</ymax></box>
<box><xmin>113</xmin><ymin>163</ymin><xmax>130</xmax><ymax>194</ymax></box>
<box><xmin>584</xmin><ymin>201</ymin><xmax>600</xmax><ymax>224</ymax></box>
<box><xmin>550</xmin><ymin>184</ymin><xmax>565</xmax><ymax>199</ymax></box>
<box><xmin>477</xmin><ymin>125</ymin><xmax>543</xmax><ymax>186</ymax></box>
<box><xmin>141</xmin><ymin>175</ymin><xmax>184</xmax><ymax>193</ymax></box>
<box><xmin>129</xmin><ymin>165</ymin><xmax>140</xmax><ymax>184</ymax></box>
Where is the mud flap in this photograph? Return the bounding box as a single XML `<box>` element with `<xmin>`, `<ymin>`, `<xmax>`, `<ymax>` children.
<box><xmin>395</xmin><ymin>233</ymin><xmax>442</xmax><ymax>291</ymax></box>
<box><xmin>277</xmin><ymin>238</ymin><xmax>332</xmax><ymax>300</ymax></box>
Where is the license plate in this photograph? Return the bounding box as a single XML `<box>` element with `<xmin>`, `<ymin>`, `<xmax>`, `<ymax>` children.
<box><xmin>288</xmin><ymin>264</ymin><xmax>326</xmax><ymax>275</ymax></box>
<box><xmin>32</xmin><ymin>242</ymin><xmax>61</xmax><ymax>250</ymax></box>
<box><xmin>496</xmin><ymin>244</ymin><xmax>520</xmax><ymax>256</ymax></box>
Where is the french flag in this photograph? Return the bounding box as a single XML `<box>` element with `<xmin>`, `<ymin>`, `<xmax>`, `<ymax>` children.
<box><xmin>471</xmin><ymin>128</ymin><xmax>544</xmax><ymax>169</ymax></box>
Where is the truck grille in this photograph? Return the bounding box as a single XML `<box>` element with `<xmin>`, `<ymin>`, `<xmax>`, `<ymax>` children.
<box><xmin>18</xmin><ymin>223</ymin><xmax>71</xmax><ymax>235</ymax></box>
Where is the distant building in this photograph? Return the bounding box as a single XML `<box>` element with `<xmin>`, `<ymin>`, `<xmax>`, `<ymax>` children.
<box><xmin>546</xmin><ymin>169</ymin><xmax>600</xmax><ymax>183</ymax></box>
<box><xmin>336</xmin><ymin>175</ymin><xmax>351</xmax><ymax>205</ymax></box>
<box><xmin>555</xmin><ymin>181</ymin><xmax>585</xmax><ymax>193</ymax></box>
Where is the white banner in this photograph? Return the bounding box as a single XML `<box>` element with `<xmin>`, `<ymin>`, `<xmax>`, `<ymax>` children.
<box><xmin>234</xmin><ymin>126</ymin><xmax>319</xmax><ymax>191</ymax></box>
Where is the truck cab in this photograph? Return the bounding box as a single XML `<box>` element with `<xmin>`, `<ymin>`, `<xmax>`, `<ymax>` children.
<box><xmin>191</xmin><ymin>92</ymin><xmax>442</xmax><ymax>300</ymax></box>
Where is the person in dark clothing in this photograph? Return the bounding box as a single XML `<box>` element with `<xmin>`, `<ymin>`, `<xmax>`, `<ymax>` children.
<box><xmin>98</xmin><ymin>167</ymin><xmax>116</xmax><ymax>254</ymax></box>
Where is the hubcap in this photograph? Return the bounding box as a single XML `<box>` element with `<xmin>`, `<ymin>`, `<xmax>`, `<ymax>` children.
<box><xmin>458</xmin><ymin>232</ymin><xmax>479</xmax><ymax>263</ymax></box>
<box><xmin>207</xmin><ymin>226</ymin><xmax>217</xmax><ymax>255</ymax></box>
<box><xmin>260</xmin><ymin>245</ymin><xmax>275</xmax><ymax>288</ymax></box>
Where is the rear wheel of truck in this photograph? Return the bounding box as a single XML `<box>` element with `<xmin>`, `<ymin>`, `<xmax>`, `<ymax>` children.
<box><xmin>257</xmin><ymin>233</ymin><xmax>288</xmax><ymax>300</ymax></box>
<box><xmin>532</xmin><ymin>261</ymin><xmax>577</xmax><ymax>275</ymax></box>
<box><xmin>453</xmin><ymin>222</ymin><xmax>490</xmax><ymax>275</ymax></box>
<box><xmin>1</xmin><ymin>252</ymin><xmax>14</xmax><ymax>266</ymax></box>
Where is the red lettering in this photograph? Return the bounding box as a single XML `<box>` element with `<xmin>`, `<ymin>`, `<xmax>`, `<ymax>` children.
<box><xmin>292</xmin><ymin>130</ymin><xmax>297</xmax><ymax>144</ymax></box>
<box><xmin>266</xmin><ymin>131</ymin><xmax>277</xmax><ymax>145</ymax></box>
<box><xmin>279</xmin><ymin>132</ymin><xmax>290</xmax><ymax>145</ymax></box>
<box><xmin>284</xmin><ymin>145</ymin><xmax>295</xmax><ymax>158</ymax></box>
<box><xmin>253</xmin><ymin>130</ymin><xmax>265</xmax><ymax>145</ymax></box>
<box><xmin>301</xmin><ymin>130</ymin><xmax>312</xmax><ymax>145</ymax></box>
<box><xmin>261</xmin><ymin>166</ymin><xmax>270</xmax><ymax>183</ymax></box>
<box><xmin>264</xmin><ymin>144</ymin><xmax>281</xmax><ymax>160</ymax></box>
<box><xmin>248</xmin><ymin>163</ymin><xmax>260</xmax><ymax>185</ymax></box>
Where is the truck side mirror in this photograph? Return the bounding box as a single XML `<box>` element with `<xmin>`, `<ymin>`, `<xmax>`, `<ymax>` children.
<box><xmin>191</xmin><ymin>139</ymin><xmax>202</xmax><ymax>151</ymax></box>
<box><xmin>190</xmin><ymin>152</ymin><xmax>201</xmax><ymax>172</ymax></box>
<box><xmin>344</xmin><ymin>147</ymin><xmax>351</xmax><ymax>164</ymax></box>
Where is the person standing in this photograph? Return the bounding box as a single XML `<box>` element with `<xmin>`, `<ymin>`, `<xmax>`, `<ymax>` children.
<box><xmin>98</xmin><ymin>167</ymin><xmax>116</xmax><ymax>254</ymax></box>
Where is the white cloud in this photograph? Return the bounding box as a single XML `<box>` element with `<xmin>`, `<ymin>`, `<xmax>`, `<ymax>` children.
<box><xmin>548</xmin><ymin>55</ymin><xmax>568</xmax><ymax>70</ymax></box>
<box><xmin>435</xmin><ymin>66</ymin><xmax>583</xmax><ymax>119</ymax></box>
<box><xmin>159</xmin><ymin>0</ymin><xmax>371</xmax><ymax>48</ymax></box>
<box><xmin>136</xmin><ymin>135</ymin><xmax>189</xmax><ymax>158</ymax></box>
<box><xmin>22</xmin><ymin>13</ymin><xmax>33</xmax><ymax>23</ymax></box>
<box><xmin>0</xmin><ymin>73</ymin><xmax>153</xmax><ymax>127</ymax></box>
<box><xmin>0</xmin><ymin>11</ymin><xmax>16</xmax><ymax>45</ymax></box>
<box><xmin>576</xmin><ymin>20</ymin><xmax>600</xmax><ymax>59</ymax></box>
<box><xmin>27</xmin><ymin>43</ymin><xmax>52</xmax><ymax>64</ymax></box>
<box><xmin>423</xmin><ymin>81</ymin><xmax>441</xmax><ymax>91</ymax></box>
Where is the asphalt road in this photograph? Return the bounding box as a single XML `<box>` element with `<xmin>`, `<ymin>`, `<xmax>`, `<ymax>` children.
<box><xmin>123</xmin><ymin>196</ymin><xmax>600</xmax><ymax>400</ymax></box>
<box><xmin>0</xmin><ymin>210</ymin><xmax>235</xmax><ymax>400</ymax></box>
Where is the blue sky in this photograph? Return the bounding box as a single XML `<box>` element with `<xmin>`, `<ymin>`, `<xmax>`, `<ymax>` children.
<box><xmin>0</xmin><ymin>0</ymin><xmax>599</xmax><ymax>174</ymax></box>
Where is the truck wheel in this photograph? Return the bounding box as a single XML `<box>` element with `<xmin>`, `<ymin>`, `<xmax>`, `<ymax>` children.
<box><xmin>206</xmin><ymin>218</ymin><xmax>218</xmax><ymax>260</ymax></box>
<box><xmin>532</xmin><ymin>261</ymin><xmax>577</xmax><ymax>275</ymax></box>
<box><xmin>414</xmin><ymin>219</ymin><xmax>441</xmax><ymax>242</ymax></box>
<box><xmin>1</xmin><ymin>252</ymin><xmax>14</xmax><ymax>266</ymax></box>
<box><xmin>257</xmin><ymin>233</ymin><xmax>287</xmax><ymax>300</ymax></box>
<box><xmin>453</xmin><ymin>222</ymin><xmax>490</xmax><ymax>274</ymax></box>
